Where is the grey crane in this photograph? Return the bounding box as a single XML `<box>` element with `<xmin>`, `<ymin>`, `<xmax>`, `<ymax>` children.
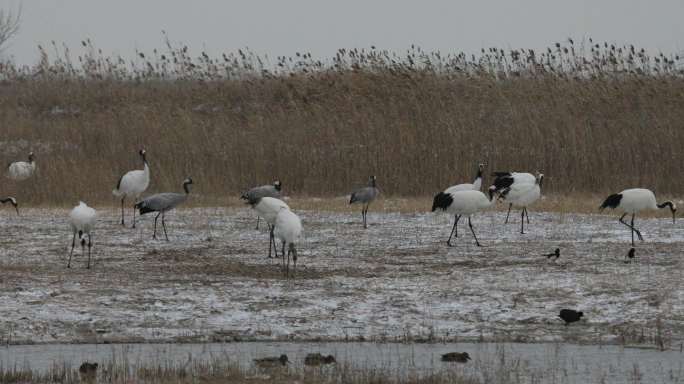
<box><xmin>240</xmin><ymin>180</ymin><xmax>282</xmax><ymax>229</ymax></box>
<box><xmin>135</xmin><ymin>177</ymin><xmax>193</xmax><ymax>240</ymax></box>
<box><xmin>350</xmin><ymin>176</ymin><xmax>380</xmax><ymax>228</ymax></box>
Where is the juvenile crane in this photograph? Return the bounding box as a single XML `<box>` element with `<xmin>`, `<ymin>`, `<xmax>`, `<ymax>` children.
<box><xmin>492</xmin><ymin>172</ymin><xmax>543</xmax><ymax>234</ymax></box>
<box><xmin>7</xmin><ymin>152</ymin><xmax>36</xmax><ymax>181</ymax></box>
<box><xmin>350</xmin><ymin>175</ymin><xmax>380</xmax><ymax>228</ymax></box>
<box><xmin>113</xmin><ymin>149</ymin><xmax>150</xmax><ymax>228</ymax></box>
<box><xmin>274</xmin><ymin>207</ymin><xmax>302</xmax><ymax>277</ymax></box>
<box><xmin>68</xmin><ymin>201</ymin><xmax>97</xmax><ymax>269</ymax></box>
<box><xmin>599</xmin><ymin>188</ymin><xmax>676</xmax><ymax>246</ymax></box>
<box><xmin>432</xmin><ymin>186</ymin><xmax>497</xmax><ymax>246</ymax></box>
<box><xmin>135</xmin><ymin>177</ymin><xmax>193</xmax><ymax>240</ymax></box>
<box><xmin>241</xmin><ymin>180</ymin><xmax>282</xmax><ymax>229</ymax></box>
<box><xmin>0</xmin><ymin>197</ymin><xmax>19</xmax><ymax>216</ymax></box>
<box><xmin>246</xmin><ymin>196</ymin><xmax>290</xmax><ymax>258</ymax></box>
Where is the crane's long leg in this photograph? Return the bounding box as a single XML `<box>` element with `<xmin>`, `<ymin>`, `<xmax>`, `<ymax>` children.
<box><xmin>131</xmin><ymin>203</ymin><xmax>137</xmax><ymax>229</ymax></box>
<box><xmin>447</xmin><ymin>215</ymin><xmax>461</xmax><ymax>247</ymax></box>
<box><xmin>504</xmin><ymin>203</ymin><xmax>513</xmax><ymax>224</ymax></box>
<box><xmin>524</xmin><ymin>207</ymin><xmax>530</xmax><ymax>224</ymax></box>
<box><xmin>619</xmin><ymin>213</ymin><xmax>644</xmax><ymax>246</ymax></box>
<box><xmin>68</xmin><ymin>232</ymin><xmax>76</xmax><ymax>268</ymax></box>
<box><xmin>286</xmin><ymin>248</ymin><xmax>291</xmax><ymax>277</ymax></box>
<box><xmin>292</xmin><ymin>247</ymin><xmax>297</xmax><ymax>278</ymax></box>
<box><xmin>153</xmin><ymin>212</ymin><xmax>161</xmax><ymax>239</ymax></box>
<box><xmin>120</xmin><ymin>197</ymin><xmax>126</xmax><ymax>226</ymax></box>
<box><xmin>362</xmin><ymin>204</ymin><xmax>368</xmax><ymax>229</ymax></box>
<box><xmin>256</xmin><ymin>216</ymin><xmax>261</xmax><ymax>230</ymax></box>
<box><xmin>87</xmin><ymin>234</ymin><xmax>92</xmax><ymax>269</ymax></box>
<box><xmin>161</xmin><ymin>212</ymin><xmax>169</xmax><ymax>241</ymax></box>
<box><xmin>520</xmin><ymin>209</ymin><xmax>525</xmax><ymax>234</ymax></box>
<box><xmin>468</xmin><ymin>216</ymin><xmax>481</xmax><ymax>247</ymax></box>
<box><xmin>269</xmin><ymin>225</ymin><xmax>280</xmax><ymax>258</ymax></box>
<box><xmin>281</xmin><ymin>241</ymin><xmax>286</xmax><ymax>269</ymax></box>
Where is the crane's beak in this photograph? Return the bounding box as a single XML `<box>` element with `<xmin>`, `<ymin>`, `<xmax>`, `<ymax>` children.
<box><xmin>14</xmin><ymin>204</ymin><xmax>19</xmax><ymax>216</ymax></box>
<box><xmin>672</xmin><ymin>209</ymin><xmax>676</xmax><ymax>224</ymax></box>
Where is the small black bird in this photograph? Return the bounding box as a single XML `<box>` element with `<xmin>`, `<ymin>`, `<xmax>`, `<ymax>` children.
<box><xmin>625</xmin><ymin>248</ymin><xmax>636</xmax><ymax>263</ymax></box>
<box><xmin>545</xmin><ymin>248</ymin><xmax>560</xmax><ymax>260</ymax></box>
<box><xmin>559</xmin><ymin>309</ymin><xmax>583</xmax><ymax>325</ymax></box>
<box><xmin>441</xmin><ymin>352</ymin><xmax>471</xmax><ymax>363</ymax></box>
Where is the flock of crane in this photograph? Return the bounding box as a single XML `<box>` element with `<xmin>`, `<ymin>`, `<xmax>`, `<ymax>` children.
<box><xmin>1</xmin><ymin>150</ymin><xmax>678</xmax><ymax>275</ymax></box>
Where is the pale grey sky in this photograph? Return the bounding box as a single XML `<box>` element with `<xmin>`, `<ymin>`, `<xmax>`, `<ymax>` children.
<box><xmin>4</xmin><ymin>0</ymin><xmax>684</xmax><ymax>65</ymax></box>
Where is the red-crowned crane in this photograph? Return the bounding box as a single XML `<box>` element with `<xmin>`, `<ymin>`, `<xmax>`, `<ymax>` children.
<box><xmin>68</xmin><ymin>201</ymin><xmax>97</xmax><ymax>269</ymax></box>
<box><xmin>599</xmin><ymin>188</ymin><xmax>676</xmax><ymax>246</ymax></box>
<box><xmin>431</xmin><ymin>186</ymin><xmax>497</xmax><ymax>246</ymax></box>
<box><xmin>113</xmin><ymin>149</ymin><xmax>150</xmax><ymax>228</ymax></box>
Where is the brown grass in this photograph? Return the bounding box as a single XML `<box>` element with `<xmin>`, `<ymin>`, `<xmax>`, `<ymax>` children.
<box><xmin>1</xmin><ymin>40</ymin><xmax>683</xmax><ymax>206</ymax></box>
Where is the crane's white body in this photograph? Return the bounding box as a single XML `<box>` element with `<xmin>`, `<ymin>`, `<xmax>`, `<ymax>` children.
<box><xmin>7</xmin><ymin>155</ymin><xmax>36</xmax><ymax>181</ymax></box>
<box><xmin>69</xmin><ymin>202</ymin><xmax>97</xmax><ymax>234</ymax></box>
<box><xmin>503</xmin><ymin>181</ymin><xmax>541</xmax><ymax>208</ymax></box>
<box><xmin>613</xmin><ymin>189</ymin><xmax>660</xmax><ymax>213</ymax></box>
<box><xmin>253</xmin><ymin>197</ymin><xmax>290</xmax><ymax>226</ymax></box>
<box><xmin>67</xmin><ymin>201</ymin><xmax>97</xmax><ymax>268</ymax></box>
<box><xmin>274</xmin><ymin>207</ymin><xmax>303</xmax><ymax>277</ymax></box>
<box><xmin>274</xmin><ymin>208</ymin><xmax>302</xmax><ymax>246</ymax></box>
<box><xmin>113</xmin><ymin>150</ymin><xmax>150</xmax><ymax>227</ymax></box>
<box><xmin>442</xmin><ymin>190</ymin><xmax>495</xmax><ymax>215</ymax></box>
<box><xmin>113</xmin><ymin>163</ymin><xmax>150</xmax><ymax>200</ymax></box>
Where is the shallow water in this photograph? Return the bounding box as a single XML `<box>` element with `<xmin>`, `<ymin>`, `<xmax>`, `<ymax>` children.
<box><xmin>1</xmin><ymin>342</ymin><xmax>683</xmax><ymax>383</ymax></box>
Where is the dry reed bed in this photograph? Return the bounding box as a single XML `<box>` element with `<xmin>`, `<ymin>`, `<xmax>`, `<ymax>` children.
<box><xmin>1</xmin><ymin>41</ymin><xmax>683</xmax><ymax>206</ymax></box>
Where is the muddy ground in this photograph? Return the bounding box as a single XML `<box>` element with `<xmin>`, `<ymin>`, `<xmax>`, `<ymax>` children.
<box><xmin>0</xmin><ymin>202</ymin><xmax>682</xmax><ymax>346</ymax></box>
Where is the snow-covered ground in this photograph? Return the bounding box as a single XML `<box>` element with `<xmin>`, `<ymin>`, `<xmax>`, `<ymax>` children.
<box><xmin>0</xmin><ymin>205</ymin><xmax>682</xmax><ymax>345</ymax></box>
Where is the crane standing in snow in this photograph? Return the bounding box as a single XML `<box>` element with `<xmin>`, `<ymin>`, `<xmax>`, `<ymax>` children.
<box><xmin>491</xmin><ymin>172</ymin><xmax>543</xmax><ymax>234</ymax></box>
<box><xmin>350</xmin><ymin>176</ymin><xmax>380</xmax><ymax>228</ymax></box>
<box><xmin>245</xmin><ymin>196</ymin><xmax>290</xmax><ymax>258</ymax></box>
<box><xmin>599</xmin><ymin>188</ymin><xmax>676</xmax><ymax>246</ymax></box>
<box><xmin>135</xmin><ymin>177</ymin><xmax>193</xmax><ymax>240</ymax></box>
<box><xmin>274</xmin><ymin>207</ymin><xmax>302</xmax><ymax>277</ymax></box>
<box><xmin>436</xmin><ymin>163</ymin><xmax>486</xmax><ymax>240</ymax></box>
<box><xmin>241</xmin><ymin>180</ymin><xmax>282</xmax><ymax>229</ymax></box>
<box><xmin>432</xmin><ymin>186</ymin><xmax>497</xmax><ymax>246</ymax></box>
<box><xmin>68</xmin><ymin>201</ymin><xmax>97</xmax><ymax>269</ymax></box>
<box><xmin>7</xmin><ymin>152</ymin><xmax>36</xmax><ymax>181</ymax></box>
<box><xmin>113</xmin><ymin>149</ymin><xmax>150</xmax><ymax>228</ymax></box>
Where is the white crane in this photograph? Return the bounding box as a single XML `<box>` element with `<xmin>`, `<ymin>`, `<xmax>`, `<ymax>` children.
<box><xmin>246</xmin><ymin>196</ymin><xmax>290</xmax><ymax>258</ymax></box>
<box><xmin>112</xmin><ymin>149</ymin><xmax>150</xmax><ymax>228</ymax></box>
<box><xmin>0</xmin><ymin>197</ymin><xmax>19</xmax><ymax>216</ymax></box>
<box><xmin>240</xmin><ymin>180</ymin><xmax>282</xmax><ymax>229</ymax></box>
<box><xmin>444</xmin><ymin>163</ymin><xmax>485</xmax><ymax>194</ymax></box>
<box><xmin>7</xmin><ymin>152</ymin><xmax>36</xmax><ymax>181</ymax></box>
<box><xmin>274</xmin><ymin>207</ymin><xmax>302</xmax><ymax>277</ymax></box>
<box><xmin>135</xmin><ymin>177</ymin><xmax>193</xmax><ymax>240</ymax></box>
<box><xmin>599</xmin><ymin>188</ymin><xmax>676</xmax><ymax>246</ymax></box>
<box><xmin>490</xmin><ymin>171</ymin><xmax>536</xmax><ymax>223</ymax></box>
<box><xmin>492</xmin><ymin>172</ymin><xmax>543</xmax><ymax>233</ymax></box>
<box><xmin>350</xmin><ymin>176</ymin><xmax>380</xmax><ymax>228</ymax></box>
<box><xmin>431</xmin><ymin>186</ymin><xmax>497</xmax><ymax>246</ymax></box>
<box><xmin>436</xmin><ymin>163</ymin><xmax>485</xmax><ymax>239</ymax></box>
<box><xmin>67</xmin><ymin>201</ymin><xmax>97</xmax><ymax>269</ymax></box>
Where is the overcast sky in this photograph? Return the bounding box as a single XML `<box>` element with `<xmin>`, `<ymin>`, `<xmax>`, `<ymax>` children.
<box><xmin>4</xmin><ymin>0</ymin><xmax>684</xmax><ymax>65</ymax></box>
